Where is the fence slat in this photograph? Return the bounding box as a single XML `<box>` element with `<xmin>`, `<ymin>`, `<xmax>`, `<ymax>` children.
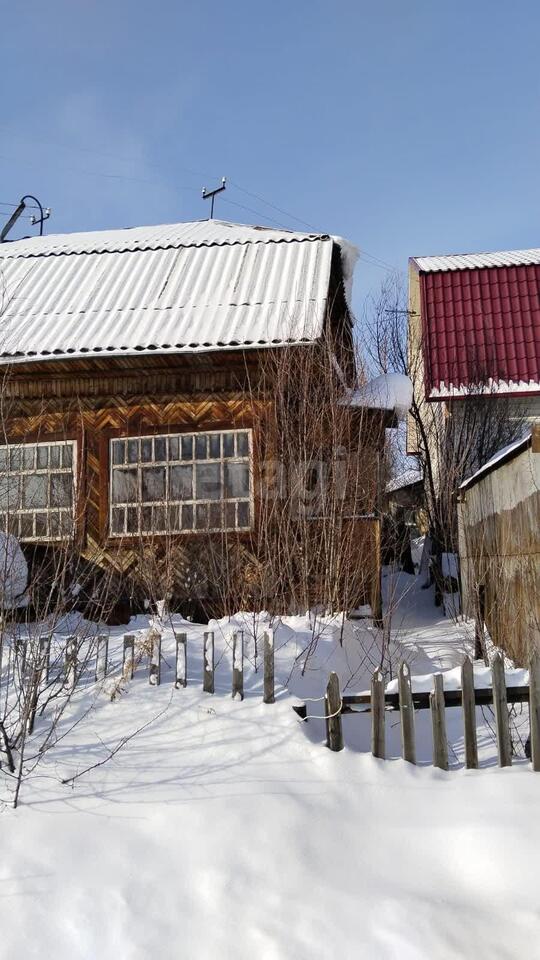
<box><xmin>461</xmin><ymin>657</ymin><xmax>478</xmax><ymax>769</ymax></box>
<box><xmin>174</xmin><ymin>632</ymin><xmax>187</xmax><ymax>689</ymax></box>
<box><xmin>430</xmin><ymin>673</ymin><xmax>448</xmax><ymax>770</ymax></box>
<box><xmin>263</xmin><ymin>631</ymin><xmax>275</xmax><ymax>704</ymax></box>
<box><xmin>123</xmin><ymin>634</ymin><xmax>135</xmax><ymax>680</ymax></box>
<box><xmin>65</xmin><ymin>636</ymin><xmax>77</xmax><ymax>691</ymax></box>
<box><xmin>95</xmin><ymin>634</ymin><xmax>109</xmax><ymax>681</ymax></box>
<box><xmin>492</xmin><ymin>653</ymin><xmax>512</xmax><ymax>767</ymax></box>
<box><xmin>325</xmin><ymin>671</ymin><xmax>344</xmax><ymax>752</ymax></box>
<box><xmin>149</xmin><ymin>631</ymin><xmax>161</xmax><ymax>686</ymax></box>
<box><xmin>398</xmin><ymin>662</ymin><xmax>416</xmax><ymax>764</ymax></box>
<box><xmin>203</xmin><ymin>631</ymin><xmax>215</xmax><ymax>694</ymax></box>
<box><xmin>529</xmin><ymin>651</ymin><xmax>540</xmax><ymax>772</ymax></box>
<box><xmin>232</xmin><ymin>631</ymin><xmax>244</xmax><ymax>700</ymax></box>
<box><xmin>39</xmin><ymin>636</ymin><xmax>51</xmax><ymax>685</ymax></box>
<box><xmin>371</xmin><ymin>669</ymin><xmax>385</xmax><ymax>759</ymax></box>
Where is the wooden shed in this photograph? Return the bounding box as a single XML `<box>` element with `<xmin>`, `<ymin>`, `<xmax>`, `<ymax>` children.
<box><xmin>458</xmin><ymin>426</ymin><xmax>540</xmax><ymax>662</ymax></box>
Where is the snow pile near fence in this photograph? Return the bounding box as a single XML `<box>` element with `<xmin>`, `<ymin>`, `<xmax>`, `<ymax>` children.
<box><xmin>2</xmin><ymin>587</ymin><xmax>539</xmax><ymax>959</ymax></box>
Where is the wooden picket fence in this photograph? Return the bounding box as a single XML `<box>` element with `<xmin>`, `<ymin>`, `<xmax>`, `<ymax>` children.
<box><xmin>32</xmin><ymin>629</ymin><xmax>277</xmax><ymax>703</ymax></box>
<box><xmin>319</xmin><ymin>652</ymin><xmax>540</xmax><ymax>771</ymax></box>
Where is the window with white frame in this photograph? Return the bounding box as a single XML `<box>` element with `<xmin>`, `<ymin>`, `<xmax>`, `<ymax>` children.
<box><xmin>0</xmin><ymin>441</ymin><xmax>75</xmax><ymax>541</ymax></box>
<box><xmin>110</xmin><ymin>430</ymin><xmax>252</xmax><ymax>536</ymax></box>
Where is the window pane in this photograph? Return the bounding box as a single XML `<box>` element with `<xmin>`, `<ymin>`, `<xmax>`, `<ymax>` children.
<box><xmin>62</xmin><ymin>444</ymin><xmax>73</xmax><ymax>468</ymax></box>
<box><xmin>0</xmin><ymin>476</ymin><xmax>20</xmax><ymax>510</ymax></box>
<box><xmin>111</xmin><ymin>507</ymin><xmax>125</xmax><ymax>534</ymax></box>
<box><xmin>19</xmin><ymin>514</ymin><xmax>34</xmax><ymax>538</ymax></box>
<box><xmin>141</xmin><ymin>438</ymin><xmax>153</xmax><ymax>462</ymax></box>
<box><xmin>35</xmin><ymin>513</ymin><xmax>47</xmax><ymax>537</ymax></box>
<box><xmin>208</xmin><ymin>502</ymin><xmax>222</xmax><ymax>529</ymax></box>
<box><xmin>223</xmin><ymin>434</ymin><xmax>234</xmax><ymax>457</ymax></box>
<box><xmin>237</xmin><ymin>502</ymin><xmax>250</xmax><ymax>528</ymax></box>
<box><xmin>0</xmin><ymin>448</ymin><xmax>7</xmax><ymax>470</ymax></box>
<box><xmin>141</xmin><ymin>466</ymin><xmax>165</xmax><ymax>502</ymax></box>
<box><xmin>169</xmin><ymin>437</ymin><xmax>180</xmax><ymax>461</ymax></box>
<box><xmin>154</xmin><ymin>505</ymin><xmax>167</xmax><ymax>531</ymax></box>
<box><xmin>36</xmin><ymin>446</ymin><xmax>48</xmax><ymax>469</ymax></box>
<box><xmin>170</xmin><ymin>464</ymin><xmax>192</xmax><ymax>501</ymax></box>
<box><xmin>23</xmin><ymin>446</ymin><xmax>35</xmax><ymax>469</ymax></box>
<box><xmin>49</xmin><ymin>446</ymin><xmax>61</xmax><ymax>468</ymax></box>
<box><xmin>195</xmin><ymin>435</ymin><xmax>207</xmax><ymax>460</ymax></box>
<box><xmin>127</xmin><ymin>439</ymin><xmax>139</xmax><ymax>463</ymax></box>
<box><xmin>225</xmin><ymin>502</ymin><xmax>236</xmax><ymax>528</ymax></box>
<box><xmin>181</xmin><ymin>436</ymin><xmax>193</xmax><ymax>460</ymax></box>
<box><xmin>23</xmin><ymin>474</ymin><xmax>47</xmax><ymax>509</ymax></box>
<box><xmin>237</xmin><ymin>432</ymin><xmax>249</xmax><ymax>457</ymax></box>
<box><xmin>142</xmin><ymin>506</ymin><xmax>152</xmax><ymax>531</ymax></box>
<box><xmin>195</xmin><ymin>463</ymin><xmax>221</xmax><ymax>501</ymax></box>
<box><xmin>154</xmin><ymin>437</ymin><xmax>167</xmax><ymax>462</ymax></box>
<box><xmin>181</xmin><ymin>504</ymin><xmax>193</xmax><ymax>530</ymax></box>
<box><xmin>167</xmin><ymin>504</ymin><xmax>181</xmax><ymax>531</ymax></box>
<box><xmin>209</xmin><ymin>435</ymin><xmax>221</xmax><ymax>458</ymax></box>
<box><xmin>112</xmin><ymin>440</ymin><xmax>125</xmax><ymax>465</ymax></box>
<box><xmin>50</xmin><ymin>473</ymin><xmax>72</xmax><ymax>508</ymax></box>
<box><xmin>195</xmin><ymin>503</ymin><xmax>208</xmax><ymax>529</ymax></box>
<box><xmin>225</xmin><ymin>462</ymin><xmax>249</xmax><ymax>498</ymax></box>
<box><xmin>126</xmin><ymin>507</ymin><xmax>139</xmax><ymax>533</ymax></box>
<box><xmin>112</xmin><ymin>468</ymin><xmax>137</xmax><ymax>504</ymax></box>
<box><xmin>9</xmin><ymin>448</ymin><xmax>22</xmax><ymax>471</ymax></box>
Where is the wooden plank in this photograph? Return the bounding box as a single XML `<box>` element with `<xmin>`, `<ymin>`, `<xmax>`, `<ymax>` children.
<box><xmin>430</xmin><ymin>673</ymin><xmax>448</xmax><ymax>770</ymax></box>
<box><xmin>232</xmin><ymin>632</ymin><xmax>244</xmax><ymax>700</ymax></box>
<box><xmin>123</xmin><ymin>634</ymin><xmax>135</xmax><ymax>681</ymax></box>
<box><xmin>461</xmin><ymin>657</ymin><xmax>478</xmax><ymax>769</ymax></box>
<box><xmin>174</xmin><ymin>632</ymin><xmax>187</xmax><ymax>689</ymax></box>
<box><xmin>325</xmin><ymin>672</ymin><xmax>344</xmax><ymax>752</ymax></box>
<box><xmin>149</xmin><ymin>632</ymin><xmax>161</xmax><ymax>686</ymax></box>
<box><xmin>529</xmin><ymin>651</ymin><xmax>540</xmax><ymax>772</ymax></box>
<box><xmin>371</xmin><ymin>669</ymin><xmax>385</xmax><ymax>759</ymax></box>
<box><xmin>65</xmin><ymin>637</ymin><xmax>77</xmax><ymax>691</ymax></box>
<box><xmin>95</xmin><ymin>634</ymin><xmax>109</xmax><ymax>681</ymax></box>
<box><xmin>263</xmin><ymin>631</ymin><xmax>275</xmax><ymax>704</ymax></box>
<box><xmin>492</xmin><ymin>653</ymin><xmax>512</xmax><ymax>767</ymax></box>
<box><xmin>39</xmin><ymin>636</ymin><xmax>51</xmax><ymax>684</ymax></box>
<box><xmin>398</xmin><ymin>662</ymin><xmax>416</xmax><ymax>764</ymax></box>
<box><xmin>341</xmin><ymin>685</ymin><xmax>530</xmax><ymax>710</ymax></box>
<box><xmin>203</xmin><ymin>632</ymin><xmax>215</xmax><ymax>694</ymax></box>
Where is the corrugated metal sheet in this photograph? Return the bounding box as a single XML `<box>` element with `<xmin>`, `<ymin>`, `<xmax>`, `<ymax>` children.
<box><xmin>0</xmin><ymin>220</ymin><xmax>335</xmax><ymax>362</ymax></box>
<box><xmin>412</xmin><ymin>247</ymin><xmax>540</xmax><ymax>273</ymax></box>
<box><xmin>419</xmin><ymin>263</ymin><xmax>540</xmax><ymax>396</ymax></box>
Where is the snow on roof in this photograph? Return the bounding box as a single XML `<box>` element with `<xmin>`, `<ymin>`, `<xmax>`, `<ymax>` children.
<box><xmin>346</xmin><ymin>373</ymin><xmax>413</xmax><ymax>418</ymax></box>
<box><xmin>460</xmin><ymin>431</ymin><xmax>532</xmax><ymax>491</ymax></box>
<box><xmin>411</xmin><ymin>247</ymin><xmax>540</xmax><ymax>273</ymax></box>
<box><xmin>0</xmin><ymin>219</ymin><xmax>355</xmax><ymax>363</ymax></box>
<box><xmin>386</xmin><ymin>469</ymin><xmax>423</xmax><ymax>494</ymax></box>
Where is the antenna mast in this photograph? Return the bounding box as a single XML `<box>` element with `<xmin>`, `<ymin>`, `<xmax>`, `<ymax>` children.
<box><xmin>202</xmin><ymin>177</ymin><xmax>226</xmax><ymax>218</ymax></box>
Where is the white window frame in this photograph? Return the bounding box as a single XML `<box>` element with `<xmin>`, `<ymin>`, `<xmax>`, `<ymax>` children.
<box><xmin>109</xmin><ymin>429</ymin><xmax>253</xmax><ymax>537</ymax></box>
<box><xmin>0</xmin><ymin>440</ymin><xmax>77</xmax><ymax>542</ymax></box>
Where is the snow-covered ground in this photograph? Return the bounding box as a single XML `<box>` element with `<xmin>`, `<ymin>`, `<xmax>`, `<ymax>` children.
<box><xmin>1</xmin><ymin>572</ymin><xmax>539</xmax><ymax>959</ymax></box>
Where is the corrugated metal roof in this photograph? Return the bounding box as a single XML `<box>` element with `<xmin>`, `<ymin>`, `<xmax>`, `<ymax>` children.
<box><xmin>411</xmin><ymin>247</ymin><xmax>540</xmax><ymax>273</ymax></box>
<box><xmin>0</xmin><ymin>220</ymin><xmax>339</xmax><ymax>362</ymax></box>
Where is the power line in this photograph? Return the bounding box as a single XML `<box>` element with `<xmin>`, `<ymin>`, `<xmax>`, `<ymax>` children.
<box><xmin>220</xmin><ymin>196</ymin><xmax>289</xmax><ymax>230</ymax></box>
<box><xmin>228</xmin><ymin>179</ymin><xmax>316</xmax><ymax>231</ymax></box>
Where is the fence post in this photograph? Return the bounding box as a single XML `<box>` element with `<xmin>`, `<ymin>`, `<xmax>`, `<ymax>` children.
<box><xmin>263</xmin><ymin>631</ymin><xmax>275</xmax><ymax>704</ymax></box>
<box><xmin>123</xmin><ymin>634</ymin><xmax>135</xmax><ymax>680</ymax></box>
<box><xmin>492</xmin><ymin>653</ymin><xmax>512</xmax><ymax>767</ymax></box>
<box><xmin>398</xmin><ymin>661</ymin><xmax>416</xmax><ymax>764</ymax></box>
<box><xmin>95</xmin><ymin>634</ymin><xmax>109</xmax><ymax>681</ymax></box>
<box><xmin>174</xmin><ymin>632</ymin><xmax>187</xmax><ymax>689</ymax></box>
<box><xmin>430</xmin><ymin>673</ymin><xmax>448</xmax><ymax>770</ymax></box>
<box><xmin>39</xmin><ymin>636</ymin><xmax>51</xmax><ymax>685</ymax></box>
<box><xmin>529</xmin><ymin>650</ymin><xmax>540</xmax><ymax>772</ymax></box>
<box><xmin>65</xmin><ymin>637</ymin><xmax>77</xmax><ymax>691</ymax></box>
<box><xmin>461</xmin><ymin>657</ymin><xmax>478</xmax><ymax>769</ymax></box>
<box><xmin>203</xmin><ymin>631</ymin><xmax>215</xmax><ymax>694</ymax></box>
<box><xmin>232</xmin><ymin>631</ymin><xmax>244</xmax><ymax>700</ymax></box>
<box><xmin>325</xmin><ymin>672</ymin><xmax>344</xmax><ymax>751</ymax></box>
<box><xmin>149</xmin><ymin>631</ymin><xmax>161</xmax><ymax>686</ymax></box>
<box><xmin>371</xmin><ymin>669</ymin><xmax>385</xmax><ymax>759</ymax></box>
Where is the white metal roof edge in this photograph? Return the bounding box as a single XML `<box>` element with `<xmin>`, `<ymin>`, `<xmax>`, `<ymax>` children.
<box><xmin>459</xmin><ymin>432</ymin><xmax>533</xmax><ymax>491</ymax></box>
<box><xmin>410</xmin><ymin>247</ymin><xmax>540</xmax><ymax>273</ymax></box>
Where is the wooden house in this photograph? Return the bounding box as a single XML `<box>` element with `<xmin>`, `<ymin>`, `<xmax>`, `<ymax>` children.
<box><xmin>0</xmin><ymin>219</ymin><xmax>396</xmax><ymax>619</ymax></box>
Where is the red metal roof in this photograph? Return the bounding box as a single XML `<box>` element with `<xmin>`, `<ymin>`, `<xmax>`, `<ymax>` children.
<box><xmin>417</xmin><ymin>262</ymin><xmax>540</xmax><ymax>398</ymax></box>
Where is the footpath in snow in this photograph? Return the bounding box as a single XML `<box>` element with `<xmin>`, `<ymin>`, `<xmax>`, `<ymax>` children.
<box><xmin>1</xmin><ymin>572</ymin><xmax>539</xmax><ymax>960</ymax></box>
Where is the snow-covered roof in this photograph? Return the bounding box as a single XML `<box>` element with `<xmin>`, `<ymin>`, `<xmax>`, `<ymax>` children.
<box><xmin>0</xmin><ymin>219</ymin><xmax>356</xmax><ymax>363</ymax></box>
<box><xmin>345</xmin><ymin>373</ymin><xmax>413</xmax><ymax>419</ymax></box>
<box><xmin>460</xmin><ymin>431</ymin><xmax>533</xmax><ymax>491</ymax></box>
<box><xmin>386</xmin><ymin>469</ymin><xmax>423</xmax><ymax>494</ymax></box>
<box><xmin>411</xmin><ymin>247</ymin><xmax>540</xmax><ymax>273</ymax></box>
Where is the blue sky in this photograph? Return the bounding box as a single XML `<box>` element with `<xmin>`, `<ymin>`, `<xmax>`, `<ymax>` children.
<box><xmin>2</xmin><ymin>0</ymin><xmax>540</xmax><ymax>315</ymax></box>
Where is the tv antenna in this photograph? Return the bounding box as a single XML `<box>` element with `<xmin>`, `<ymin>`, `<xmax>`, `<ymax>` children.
<box><xmin>202</xmin><ymin>177</ymin><xmax>226</xmax><ymax>218</ymax></box>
